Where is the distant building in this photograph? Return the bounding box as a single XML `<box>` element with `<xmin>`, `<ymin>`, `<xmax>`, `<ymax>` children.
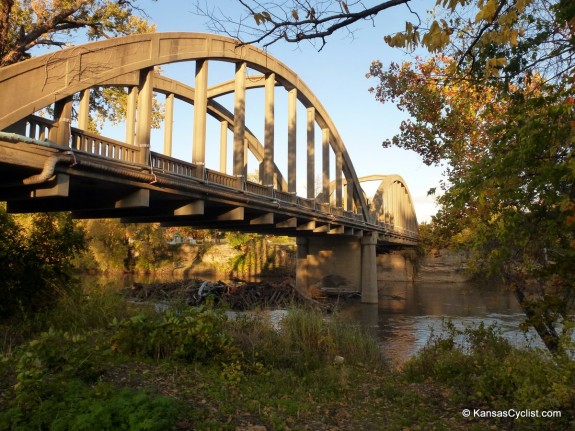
<box><xmin>167</xmin><ymin>231</ymin><xmax>197</xmax><ymax>245</ymax></box>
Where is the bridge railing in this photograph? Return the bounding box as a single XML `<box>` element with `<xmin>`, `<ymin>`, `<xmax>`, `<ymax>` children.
<box><xmin>205</xmin><ymin>169</ymin><xmax>243</xmax><ymax>189</ymax></box>
<box><xmin>24</xmin><ymin>115</ymin><xmax>52</xmax><ymax>141</ymax></box>
<box><xmin>13</xmin><ymin>116</ymin><xmax>381</xmax><ymax>229</ymax></box>
<box><xmin>71</xmin><ymin>129</ymin><xmax>140</xmax><ymax>163</ymax></box>
<box><xmin>274</xmin><ymin>190</ymin><xmax>297</xmax><ymax>204</ymax></box>
<box><xmin>18</xmin><ymin>115</ymin><xmax>141</xmax><ymax>163</ymax></box>
<box><xmin>151</xmin><ymin>152</ymin><xmax>198</xmax><ymax>177</ymax></box>
<box><xmin>246</xmin><ymin>182</ymin><xmax>274</xmax><ymax>197</ymax></box>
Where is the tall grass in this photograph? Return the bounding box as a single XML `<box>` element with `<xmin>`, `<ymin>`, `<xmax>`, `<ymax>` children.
<box><xmin>227</xmin><ymin>307</ymin><xmax>385</xmax><ymax>374</ymax></box>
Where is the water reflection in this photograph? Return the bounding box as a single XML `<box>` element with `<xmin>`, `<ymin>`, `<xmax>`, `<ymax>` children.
<box><xmin>340</xmin><ymin>281</ymin><xmax>545</xmax><ymax>365</ymax></box>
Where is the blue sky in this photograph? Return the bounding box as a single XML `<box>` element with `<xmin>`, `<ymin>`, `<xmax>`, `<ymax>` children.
<box><xmin>135</xmin><ymin>0</ymin><xmax>443</xmax><ymax>222</ymax></box>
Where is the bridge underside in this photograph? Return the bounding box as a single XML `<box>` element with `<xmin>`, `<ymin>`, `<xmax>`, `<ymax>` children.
<box><xmin>0</xmin><ymin>140</ymin><xmax>414</xmax><ymax>245</ymax></box>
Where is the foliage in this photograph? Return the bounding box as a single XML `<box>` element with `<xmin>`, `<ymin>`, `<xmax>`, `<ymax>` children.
<box><xmin>76</xmin><ymin>218</ymin><xmax>130</xmax><ymax>272</ymax></box>
<box><xmin>368</xmin><ymin>55</ymin><xmax>508</xmax><ymax>178</ymax></box>
<box><xmin>6</xmin><ymin>287</ymin><xmax>572</xmax><ymax>430</ymax></box>
<box><xmin>226</xmin><ymin>231</ymin><xmax>260</xmax><ymax>249</ymax></box>
<box><xmin>0</xmin><ymin>379</ymin><xmax>180</xmax><ymax>431</ymax></box>
<box><xmin>77</xmin><ymin>219</ymin><xmax>175</xmax><ymax>273</ymax></box>
<box><xmin>6</xmin><ymin>328</ymin><xmax>109</xmax><ymax>403</ymax></box>
<box><xmin>386</xmin><ymin>0</ymin><xmax>575</xmax><ymax>83</ymax></box>
<box><xmin>404</xmin><ymin>321</ymin><xmax>575</xmax><ymax>429</ymax></box>
<box><xmin>110</xmin><ymin>305</ymin><xmax>241</xmax><ymax>364</ymax></box>
<box><xmin>0</xmin><ymin>0</ymin><xmax>156</xmax><ymax>66</ymax></box>
<box><xmin>368</xmin><ymin>0</ymin><xmax>575</xmax><ymax>355</ymax></box>
<box><xmin>0</xmin><ymin>205</ymin><xmax>86</xmax><ymax>318</ymax></box>
<box><xmin>228</xmin><ymin>308</ymin><xmax>384</xmax><ymax>374</ymax></box>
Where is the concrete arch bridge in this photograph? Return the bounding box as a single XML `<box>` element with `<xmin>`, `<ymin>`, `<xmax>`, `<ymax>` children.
<box><xmin>0</xmin><ymin>33</ymin><xmax>418</xmax><ymax>302</ymax></box>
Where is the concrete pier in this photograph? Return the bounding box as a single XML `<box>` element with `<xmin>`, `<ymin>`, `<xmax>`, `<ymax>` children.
<box><xmin>296</xmin><ymin>234</ymin><xmax>379</xmax><ymax>303</ymax></box>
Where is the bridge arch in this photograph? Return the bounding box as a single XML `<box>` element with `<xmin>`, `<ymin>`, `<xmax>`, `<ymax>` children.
<box><xmin>365</xmin><ymin>174</ymin><xmax>418</xmax><ymax>237</ymax></box>
<box><xmin>0</xmin><ymin>32</ymin><xmax>369</xmax><ymax>219</ymax></box>
<box><xmin>324</xmin><ymin>174</ymin><xmax>418</xmax><ymax>237</ymax></box>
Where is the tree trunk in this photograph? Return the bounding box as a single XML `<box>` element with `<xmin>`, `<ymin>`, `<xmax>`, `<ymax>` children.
<box><xmin>512</xmin><ymin>284</ymin><xmax>561</xmax><ymax>355</ymax></box>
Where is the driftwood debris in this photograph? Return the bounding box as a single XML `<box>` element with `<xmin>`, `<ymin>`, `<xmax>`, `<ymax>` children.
<box><xmin>125</xmin><ymin>277</ymin><xmax>332</xmax><ymax>310</ymax></box>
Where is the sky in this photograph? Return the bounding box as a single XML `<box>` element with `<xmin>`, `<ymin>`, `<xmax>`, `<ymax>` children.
<box><xmin>126</xmin><ymin>0</ymin><xmax>443</xmax><ymax>223</ymax></box>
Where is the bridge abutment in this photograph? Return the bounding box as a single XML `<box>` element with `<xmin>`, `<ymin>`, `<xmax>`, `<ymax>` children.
<box><xmin>295</xmin><ymin>234</ymin><xmax>378</xmax><ymax>304</ymax></box>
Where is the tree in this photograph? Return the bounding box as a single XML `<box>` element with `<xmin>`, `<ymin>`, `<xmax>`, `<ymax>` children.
<box><xmin>193</xmin><ymin>0</ymin><xmax>413</xmax><ymax>49</ymax></box>
<box><xmin>0</xmin><ymin>0</ymin><xmax>156</xmax><ymax>67</ymax></box>
<box><xmin>385</xmin><ymin>0</ymin><xmax>575</xmax><ymax>84</ymax></box>
<box><xmin>0</xmin><ymin>1</ymin><xmax>161</xmax><ymax>131</ymax></box>
<box><xmin>368</xmin><ymin>1</ymin><xmax>575</xmax><ymax>354</ymax></box>
<box><xmin>0</xmin><ymin>205</ymin><xmax>86</xmax><ymax>317</ymax></box>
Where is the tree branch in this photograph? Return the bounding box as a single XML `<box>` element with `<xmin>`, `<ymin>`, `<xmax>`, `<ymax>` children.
<box><xmin>194</xmin><ymin>0</ymin><xmax>411</xmax><ymax>48</ymax></box>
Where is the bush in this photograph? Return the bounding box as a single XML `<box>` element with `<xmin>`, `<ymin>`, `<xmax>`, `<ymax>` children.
<box><xmin>0</xmin><ymin>379</ymin><xmax>180</xmax><ymax>431</ymax></box>
<box><xmin>5</xmin><ymin>328</ymin><xmax>109</xmax><ymax>407</ymax></box>
<box><xmin>0</xmin><ymin>207</ymin><xmax>85</xmax><ymax>318</ymax></box>
<box><xmin>403</xmin><ymin>321</ymin><xmax>575</xmax><ymax>429</ymax></box>
<box><xmin>110</xmin><ymin>305</ymin><xmax>240</xmax><ymax>363</ymax></box>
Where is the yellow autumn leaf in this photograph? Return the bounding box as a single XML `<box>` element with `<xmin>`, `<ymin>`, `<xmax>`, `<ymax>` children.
<box><xmin>475</xmin><ymin>0</ymin><xmax>498</xmax><ymax>22</ymax></box>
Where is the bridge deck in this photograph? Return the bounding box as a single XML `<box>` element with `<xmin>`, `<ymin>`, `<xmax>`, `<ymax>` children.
<box><xmin>0</xmin><ymin>134</ymin><xmax>416</xmax><ymax>246</ymax></box>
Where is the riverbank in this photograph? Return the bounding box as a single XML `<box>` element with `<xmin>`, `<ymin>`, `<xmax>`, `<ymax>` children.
<box><xmin>1</xmin><ymin>282</ymin><xmax>573</xmax><ymax>430</ymax></box>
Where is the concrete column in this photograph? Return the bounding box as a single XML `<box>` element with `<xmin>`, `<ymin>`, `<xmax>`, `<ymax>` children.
<box><xmin>193</xmin><ymin>59</ymin><xmax>208</xmax><ymax>165</ymax></box>
<box><xmin>322</xmin><ymin>128</ymin><xmax>330</xmax><ymax>203</ymax></box>
<box><xmin>136</xmin><ymin>67</ymin><xmax>154</xmax><ymax>164</ymax></box>
<box><xmin>306</xmin><ymin>107</ymin><xmax>315</xmax><ymax>199</ymax></box>
<box><xmin>336</xmin><ymin>152</ymin><xmax>343</xmax><ymax>208</ymax></box>
<box><xmin>288</xmin><ymin>88</ymin><xmax>297</xmax><ymax>193</ymax></box>
<box><xmin>126</xmin><ymin>86</ymin><xmax>138</xmax><ymax>146</ymax></box>
<box><xmin>164</xmin><ymin>93</ymin><xmax>174</xmax><ymax>157</ymax></box>
<box><xmin>347</xmin><ymin>181</ymin><xmax>354</xmax><ymax>212</ymax></box>
<box><xmin>233</xmin><ymin>62</ymin><xmax>247</xmax><ymax>177</ymax></box>
<box><xmin>295</xmin><ymin>237</ymin><xmax>310</xmax><ymax>297</ymax></box>
<box><xmin>361</xmin><ymin>233</ymin><xmax>378</xmax><ymax>304</ymax></box>
<box><xmin>295</xmin><ymin>235</ymin><xmax>366</xmax><ymax>298</ymax></box>
<box><xmin>52</xmin><ymin>96</ymin><xmax>73</xmax><ymax>146</ymax></box>
<box><xmin>78</xmin><ymin>89</ymin><xmax>90</xmax><ymax>131</ymax></box>
<box><xmin>220</xmin><ymin>120</ymin><xmax>228</xmax><ymax>173</ymax></box>
<box><xmin>263</xmin><ymin>72</ymin><xmax>275</xmax><ymax>186</ymax></box>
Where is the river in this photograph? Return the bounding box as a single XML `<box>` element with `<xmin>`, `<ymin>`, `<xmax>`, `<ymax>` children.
<box><xmin>82</xmin><ymin>275</ymin><xmax>540</xmax><ymax>365</ymax></box>
<box><xmin>339</xmin><ymin>281</ymin><xmax>544</xmax><ymax>365</ymax></box>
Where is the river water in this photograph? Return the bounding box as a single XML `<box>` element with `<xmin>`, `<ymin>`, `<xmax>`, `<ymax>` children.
<box><xmin>339</xmin><ymin>281</ymin><xmax>544</xmax><ymax>365</ymax></box>
<box><xmin>82</xmin><ymin>275</ymin><xmax>541</xmax><ymax>365</ymax></box>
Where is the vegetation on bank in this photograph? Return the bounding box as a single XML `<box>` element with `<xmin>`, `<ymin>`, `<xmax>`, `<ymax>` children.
<box><xmin>1</xmin><ymin>282</ymin><xmax>574</xmax><ymax>431</ymax></box>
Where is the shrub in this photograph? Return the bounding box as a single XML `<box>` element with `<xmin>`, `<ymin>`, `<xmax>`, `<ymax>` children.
<box><xmin>110</xmin><ymin>305</ymin><xmax>240</xmax><ymax>363</ymax></box>
<box><xmin>0</xmin><ymin>379</ymin><xmax>180</xmax><ymax>431</ymax></box>
<box><xmin>6</xmin><ymin>328</ymin><xmax>109</xmax><ymax>407</ymax></box>
<box><xmin>0</xmin><ymin>207</ymin><xmax>86</xmax><ymax>318</ymax></box>
<box><xmin>403</xmin><ymin>321</ymin><xmax>575</xmax><ymax>429</ymax></box>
